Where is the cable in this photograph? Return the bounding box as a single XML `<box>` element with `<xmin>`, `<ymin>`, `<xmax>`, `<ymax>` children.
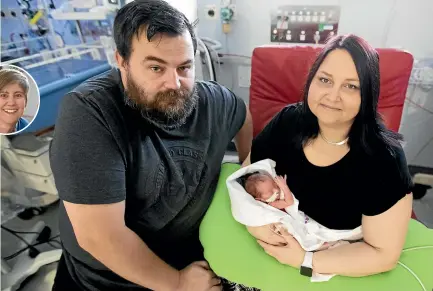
<box><xmin>402</xmin><ymin>245</ymin><xmax>433</xmax><ymax>252</ymax></box>
<box><xmin>1</xmin><ymin>225</ymin><xmax>39</xmax><ymax>234</ymax></box>
<box><xmin>1</xmin><ymin>225</ymin><xmax>62</xmax><ymax>261</ymax></box>
<box><xmin>397</xmin><ymin>261</ymin><xmax>426</xmax><ymax>291</ymax></box>
<box><xmin>3</xmin><ymin>240</ymin><xmax>45</xmax><ymax>261</ymax></box>
<box><xmin>47</xmin><ymin>241</ymin><xmax>61</xmax><ymax>249</ymax></box>
<box><xmin>2</xmin><ymin>234</ymin><xmax>61</xmax><ymax>261</ymax></box>
<box><xmin>50</xmin><ymin>234</ymin><xmax>60</xmax><ymax>240</ymax></box>
<box><xmin>1</xmin><ymin>225</ymin><xmax>40</xmax><ymax>254</ymax></box>
<box><xmin>397</xmin><ymin>245</ymin><xmax>433</xmax><ymax>291</ymax></box>
<box><xmin>225</xmin><ymin>33</ymin><xmax>229</xmax><ymax>54</ymax></box>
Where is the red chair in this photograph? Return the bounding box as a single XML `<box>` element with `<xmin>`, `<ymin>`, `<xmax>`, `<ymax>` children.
<box><xmin>248</xmin><ymin>45</ymin><xmax>416</xmax><ymax>218</ymax></box>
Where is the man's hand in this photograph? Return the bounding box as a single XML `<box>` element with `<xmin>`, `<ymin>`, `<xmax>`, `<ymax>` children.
<box><xmin>176</xmin><ymin>261</ymin><xmax>222</xmax><ymax>291</ymax></box>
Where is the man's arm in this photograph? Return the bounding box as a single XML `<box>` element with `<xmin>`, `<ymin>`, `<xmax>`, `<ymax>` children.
<box><xmin>234</xmin><ymin>108</ymin><xmax>253</xmax><ymax>163</ymax></box>
<box><xmin>209</xmin><ymin>82</ymin><xmax>251</xmax><ymax>163</ymax></box>
<box><xmin>312</xmin><ymin>194</ymin><xmax>412</xmax><ymax>276</ymax></box>
<box><xmin>64</xmin><ymin>200</ymin><xmax>180</xmax><ymax>290</ymax></box>
<box><xmin>241</xmin><ymin>153</ymin><xmax>251</xmax><ymax>167</ymax></box>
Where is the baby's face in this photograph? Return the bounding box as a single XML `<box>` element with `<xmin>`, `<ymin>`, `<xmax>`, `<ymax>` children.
<box><xmin>253</xmin><ymin>176</ymin><xmax>280</xmax><ymax>202</ymax></box>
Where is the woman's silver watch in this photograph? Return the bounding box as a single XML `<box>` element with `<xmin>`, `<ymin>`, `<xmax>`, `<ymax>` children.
<box><xmin>300</xmin><ymin>251</ymin><xmax>314</xmax><ymax>277</ymax></box>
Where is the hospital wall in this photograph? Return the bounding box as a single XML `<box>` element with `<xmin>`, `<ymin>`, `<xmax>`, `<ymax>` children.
<box><xmin>197</xmin><ymin>0</ymin><xmax>433</xmax><ymax>104</ymax></box>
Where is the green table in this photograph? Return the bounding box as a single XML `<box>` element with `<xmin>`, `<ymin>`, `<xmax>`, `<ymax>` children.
<box><xmin>200</xmin><ymin>163</ymin><xmax>433</xmax><ymax>291</ymax></box>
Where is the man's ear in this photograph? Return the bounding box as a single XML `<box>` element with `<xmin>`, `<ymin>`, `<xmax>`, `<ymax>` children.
<box><xmin>115</xmin><ymin>50</ymin><xmax>126</xmax><ymax>70</ymax></box>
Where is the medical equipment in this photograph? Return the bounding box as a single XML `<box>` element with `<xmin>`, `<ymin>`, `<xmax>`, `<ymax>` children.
<box><xmin>270</xmin><ymin>5</ymin><xmax>340</xmax><ymax>44</ymax></box>
<box><xmin>1</xmin><ymin>134</ymin><xmax>58</xmax><ymax>206</ymax></box>
<box><xmin>1</xmin><ymin>221</ymin><xmax>62</xmax><ymax>291</ymax></box>
<box><xmin>49</xmin><ymin>0</ymin><xmax>117</xmax><ymax>53</ymax></box>
<box><xmin>0</xmin><ymin>43</ymin><xmax>105</xmax><ymax>286</ymax></box>
<box><xmin>400</xmin><ymin>58</ymin><xmax>433</xmax><ymax>196</ymax></box>
<box><xmin>196</xmin><ymin>37</ymin><xmax>223</xmax><ymax>82</ymax></box>
<box><xmin>1</xmin><ymin>133</ymin><xmax>61</xmax><ymax>291</ymax></box>
<box><xmin>2</xmin><ymin>45</ymin><xmax>111</xmax><ymax>132</ymax></box>
<box><xmin>51</xmin><ymin>0</ymin><xmax>120</xmax><ymax>20</ymax></box>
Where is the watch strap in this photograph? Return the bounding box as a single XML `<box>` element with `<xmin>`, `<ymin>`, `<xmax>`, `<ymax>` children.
<box><xmin>300</xmin><ymin>251</ymin><xmax>313</xmax><ymax>277</ymax></box>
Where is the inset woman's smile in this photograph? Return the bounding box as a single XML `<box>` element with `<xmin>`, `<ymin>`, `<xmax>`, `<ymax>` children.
<box><xmin>2</xmin><ymin>108</ymin><xmax>19</xmax><ymax>114</ymax></box>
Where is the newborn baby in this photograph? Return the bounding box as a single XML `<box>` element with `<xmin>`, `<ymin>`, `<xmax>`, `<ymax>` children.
<box><xmin>227</xmin><ymin>159</ymin><xmax>363</xmax><ymax>282</ymax></box>
<box><xmin>242</xmin><ymin>171</ymin><xmax>354</xmax><ymax>250</ymax></box>
<box><xmin>243</xmin><ymin>172</ymin><xmax>294</xmax><ymax>210</ymax></box>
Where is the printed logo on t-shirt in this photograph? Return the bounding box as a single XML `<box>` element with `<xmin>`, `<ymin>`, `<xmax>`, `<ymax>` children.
<box><xmin>136</xmin><ymin>144</ymin><xmax>208</xmax><ymax>232</ymax></box>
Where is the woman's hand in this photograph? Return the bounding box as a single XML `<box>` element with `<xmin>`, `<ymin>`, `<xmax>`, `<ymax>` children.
<box><xmin>257</xmin><ymin>225</ymin><xmax>305</xmax><ymax>268</ymax></box>
<box><xmin>246</xmin><ymin>224</ymin><xmax>287</xmax><ymax>246</ymax></box>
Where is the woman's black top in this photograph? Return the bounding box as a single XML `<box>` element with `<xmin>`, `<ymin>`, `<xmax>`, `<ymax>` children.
<box><xmin>250</xmin><ymin>103</ymin><xmax>413</xmax><ymax>230</ymax></box>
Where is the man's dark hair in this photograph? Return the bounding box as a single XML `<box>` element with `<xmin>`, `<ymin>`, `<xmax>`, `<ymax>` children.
<box><xmin>113</xmin><ymin>0</ymin><xmax>198</xmax><ymax>62</ymax></box>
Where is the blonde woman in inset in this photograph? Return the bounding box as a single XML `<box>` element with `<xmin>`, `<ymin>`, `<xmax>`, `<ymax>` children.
<box><xmin>0</xmin><ymin>68</ymin><xmax>30</xmax><ymax>134</ymax></box>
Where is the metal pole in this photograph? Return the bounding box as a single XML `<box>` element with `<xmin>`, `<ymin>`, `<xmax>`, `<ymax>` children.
<box><xmin>75</xmin><ymin>20</ymin><xmax>86</xmax><ymax>44</ymax></box>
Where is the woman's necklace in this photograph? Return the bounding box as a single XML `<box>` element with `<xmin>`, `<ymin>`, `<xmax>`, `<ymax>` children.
<box><xmin>319</xmin><ymin>131</ymin><xmax>349</xmax><ymax>146</ymax></box>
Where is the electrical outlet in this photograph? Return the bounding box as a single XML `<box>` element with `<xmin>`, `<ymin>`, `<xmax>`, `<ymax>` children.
<box><xmin>205</xmin><ymin>5</ymin><xmax>218</xmax><ymax>20</ymax></box>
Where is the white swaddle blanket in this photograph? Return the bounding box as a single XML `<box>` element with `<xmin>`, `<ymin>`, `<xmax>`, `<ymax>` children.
<box><xmin>226</xmin><ymin>159</ymin><xmax>363</xmax><ymax>282</ymax></box>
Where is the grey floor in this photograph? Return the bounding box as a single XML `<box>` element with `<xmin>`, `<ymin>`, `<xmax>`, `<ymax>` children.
<box><xmin>413</xmin><ymin>188</ymin><xmax>433</xmax><ymax>228</ymax></box>
<box><xmin>2</xmin><ymin>189</ymin><xmax>433</xmax><ymax>291</ymax></box>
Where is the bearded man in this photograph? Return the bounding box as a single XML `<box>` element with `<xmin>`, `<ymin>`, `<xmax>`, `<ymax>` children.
<box><xmin>49</xmin><ymin>1</ymin><xmax>252</xmax><ymax>290</ymax></box>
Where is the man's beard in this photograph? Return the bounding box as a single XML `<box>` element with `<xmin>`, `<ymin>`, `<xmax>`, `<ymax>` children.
<box><xmin>123</xmin><ymin>70</ymin><xmax>199</xmax><ymax>129</ymax></box>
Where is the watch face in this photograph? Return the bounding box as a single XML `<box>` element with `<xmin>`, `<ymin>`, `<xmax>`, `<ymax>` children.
<box><xmin>300</xmin><ymin>266</ymin><xmax>313</xmax><ymax>277</ymax></box>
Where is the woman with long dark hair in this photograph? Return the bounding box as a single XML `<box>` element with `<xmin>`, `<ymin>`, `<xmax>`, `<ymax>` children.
<box><xmin>242</xmin><ymin>34</ymin><xmax>413</xmax><ymax>279</ymax></box>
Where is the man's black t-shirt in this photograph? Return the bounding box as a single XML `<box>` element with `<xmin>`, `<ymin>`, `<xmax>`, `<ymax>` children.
<box><xmin>251</xmin><ymin>103</ymin><xmax>413</xmax><ymax>230</ymax></box>
<box><xmin>49</xmin><ymin>68</ymin><xmax>246</xmax><ymax>290</ymax></box>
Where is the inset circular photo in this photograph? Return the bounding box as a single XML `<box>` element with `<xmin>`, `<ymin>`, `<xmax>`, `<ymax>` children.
<box><xmin>0</xmin><ymin>64</ymin><xmax>40</xmax><ymax>135</ymax></box>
